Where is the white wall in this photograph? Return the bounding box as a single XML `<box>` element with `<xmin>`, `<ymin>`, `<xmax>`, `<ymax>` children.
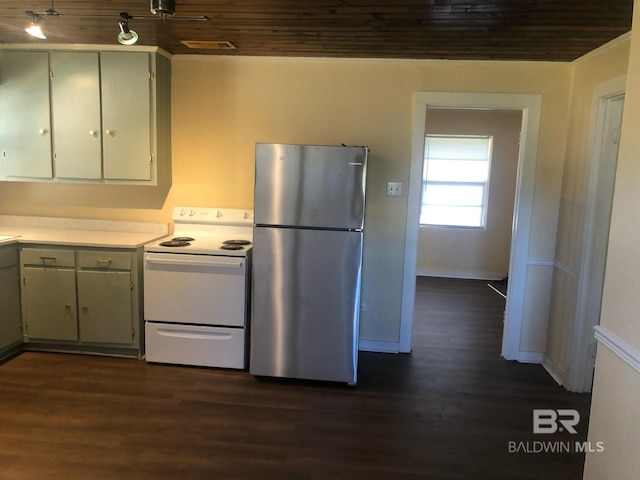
<box><xmin>417</xmin><ymin>109</ymin><xmax>521</xmax><ymax>280</ymax></box>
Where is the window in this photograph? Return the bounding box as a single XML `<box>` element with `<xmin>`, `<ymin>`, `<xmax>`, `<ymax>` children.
<box><xmin>420</xmin><ymin>135</ymin><xmax>493</xmax><ymax>228</ymax></box>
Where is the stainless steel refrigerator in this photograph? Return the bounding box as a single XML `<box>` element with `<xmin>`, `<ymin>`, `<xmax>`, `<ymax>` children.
<box><xmin>250</xmin><ymin>143</ymin><xmax>368</xmax><ymax>385</ymax></box>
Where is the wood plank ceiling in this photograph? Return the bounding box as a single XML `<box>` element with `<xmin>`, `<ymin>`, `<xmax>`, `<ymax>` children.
<box><xmin>0</xmin><ymin>1</ymin><xmax>634</xmax><ymax>61</ymax></box>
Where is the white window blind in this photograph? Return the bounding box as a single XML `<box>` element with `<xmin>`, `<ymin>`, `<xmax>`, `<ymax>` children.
<box><xmin>421</xmin><ymin>135</ymin><xmax>493</xmax><ymax>227</ymax></box>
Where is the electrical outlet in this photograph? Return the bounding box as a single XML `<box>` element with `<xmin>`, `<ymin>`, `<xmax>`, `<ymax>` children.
<box><xmin>387</xmin><ymin>181</ymin><xmax>402</xmax><ymax>197</ymax></box>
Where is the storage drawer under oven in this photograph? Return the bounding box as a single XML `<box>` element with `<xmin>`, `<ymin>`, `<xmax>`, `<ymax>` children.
<box><xmin>145</xmin><ymin>323</ymin><xmax>246</xmax><ymax>369</ymax></box>
<box><xmin>143</xmin><ymin>253</ymin><xmax>248</xmax><ymax>327</ymax></box>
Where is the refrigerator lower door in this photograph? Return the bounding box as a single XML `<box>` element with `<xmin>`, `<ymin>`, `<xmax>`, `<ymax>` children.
<box><xmin>250</xmin><ymin>226</ymin><xmax>363</xmax><ymax>384</ymax></box>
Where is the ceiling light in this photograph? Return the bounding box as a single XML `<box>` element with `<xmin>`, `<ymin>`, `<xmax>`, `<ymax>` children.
<box><xmin>25</xmin><ymin>13</ymin><xmax>46</xmax><ymax>39</ymax></box>
<box><xmin>117</xmin><ymin>15</ymin><xmax>138</xmax><ymax>45</ymax></box>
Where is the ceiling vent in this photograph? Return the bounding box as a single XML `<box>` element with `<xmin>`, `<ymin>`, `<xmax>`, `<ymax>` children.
<box><xmin>180</xmin><ymin>40</ymin><xmax>236</xmax><ymax>50</ymax></box>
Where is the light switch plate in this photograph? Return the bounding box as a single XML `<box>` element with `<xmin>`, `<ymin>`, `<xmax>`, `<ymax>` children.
<box><xmin>387</xmin><ymin>181</ymin><xmax>402</xmax><ymax>197</ymax></box>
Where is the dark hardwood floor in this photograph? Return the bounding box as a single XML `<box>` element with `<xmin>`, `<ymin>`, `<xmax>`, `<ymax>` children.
<box><xmin>0</xmin><ymin>277</ymin><xmax>591</xmax><ymax>480</ymax></box>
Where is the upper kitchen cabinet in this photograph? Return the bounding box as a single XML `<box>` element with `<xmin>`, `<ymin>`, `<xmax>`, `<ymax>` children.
<box><xmin>50</xmin><ymin>52</ymin><xmax>102</xmax><ymax>180</ymax></box>
<box><xmin>0</xmin><ymin>48</ymin><xmax>172</xmax><ymax>186</ymax></box>
<box><xmin>0</xmin><ymin>51</ymin><xmax>53</xmax><ymax>180</ymax></box>
<box><xmin>101</xmin><ymin>52</ymin><xmax>156</xmax><ymax>182</ymax></box>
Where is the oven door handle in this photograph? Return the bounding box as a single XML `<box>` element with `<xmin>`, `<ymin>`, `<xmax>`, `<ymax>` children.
<box><xmin>144</xmin><ymin>254</ymin><xmax>244</xmax><ymax>269</ymax></box>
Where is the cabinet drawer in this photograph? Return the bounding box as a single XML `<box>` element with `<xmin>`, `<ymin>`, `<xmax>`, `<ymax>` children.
<box><xmin>21</xmin><ymin>248</ymin><xmax>76</xmax><ymax>267</ymax></box>
<box><xmin>78</xmin><ymin>250</ymin><xmax>132</xmax><ymax>270</ymax></box>
<box><xmin>0</xmin><ymin>246</ymin><xmax>18</xmax><ymax>269</ymax></box>
<box><xmin>145</xmin><ymin>323</ymin><xmax>246</xmax><ymax>369</ymax></box>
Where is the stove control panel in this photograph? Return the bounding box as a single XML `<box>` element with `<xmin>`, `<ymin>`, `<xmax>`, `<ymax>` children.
<box><xmin>173</xmin><ymin>207</ymin><xmax>254</xmax><ymax>225</ymax></box>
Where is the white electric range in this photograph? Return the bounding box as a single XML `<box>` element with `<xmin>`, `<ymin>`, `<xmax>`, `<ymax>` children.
<box><xmin>143</xmin><ymin>207</ymin><xmax>253</xmax><ymax>369</ymax></box>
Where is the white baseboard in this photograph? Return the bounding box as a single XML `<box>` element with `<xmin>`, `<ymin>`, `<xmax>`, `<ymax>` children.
<box><xmin>542</xmin><ymin>354</ymin><xmax>566</xmax><ymax>386</ymax></box>
<box><xmin>416</xmin><ymin>268</ymin><xmax>506</xmax><ymax>281</ymax></box>
<box><xmin>594</xmin><ymin>325</ymin><xmax>640</xmax><ymax>374</ymax></box>
<box><xmin>358</xmin><ymin>339</ymin><xmax>403</xmax><ymax>353</ymax></box>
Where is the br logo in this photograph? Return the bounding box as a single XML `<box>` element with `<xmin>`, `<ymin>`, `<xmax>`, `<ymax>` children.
<box><xmin>533</xmin><ymin>409</ymin><xmax>580</xmax><ymax>434</ymax></box>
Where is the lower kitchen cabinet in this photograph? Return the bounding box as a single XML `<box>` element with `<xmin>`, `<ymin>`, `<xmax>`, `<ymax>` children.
<box><xmin>0</xmin><ymin>244</ymin><xmax>22</xmax><ymax>359</ymax></box>
<box><xmin>20</xmin><ymin>245</ymin><xmax>143</xmax><ymax>357</ymax></box>
<box><xmin>22</xmin><ymin>266</ymin><xmax>78</xmax><ymax>341</ymax></box>
<box><xmin>77</xmin><ymin>270</ymin><xmax>133</xmax><ymax>345</ymax></box>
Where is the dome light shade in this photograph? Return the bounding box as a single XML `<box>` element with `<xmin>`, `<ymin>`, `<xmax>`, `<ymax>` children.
<box><xmin>117</xmin><ymin>18</ymin><xmax>138</xmax><ymax>45</ymax></box>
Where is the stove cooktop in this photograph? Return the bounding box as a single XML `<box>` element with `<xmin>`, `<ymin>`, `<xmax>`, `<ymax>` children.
<box><xmin>146</xmin><ymin>233</ymin><xmax>253</xmax><ymax>256</ymax></box>
<box><xmin>145</xmin><ymin>207</ymin><xmax>254</xmax><ymax>256</ymax></box>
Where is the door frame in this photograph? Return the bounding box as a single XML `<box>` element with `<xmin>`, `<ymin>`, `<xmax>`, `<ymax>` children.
<box><xmin>400</xmin><ymin>92</ymin><xmax>542</xmax><ymax>359</ymax></box>
<box><xmin>566</xmin><ymin>75</ymin><xmax>626</xmax><ymax>392</ymax></box>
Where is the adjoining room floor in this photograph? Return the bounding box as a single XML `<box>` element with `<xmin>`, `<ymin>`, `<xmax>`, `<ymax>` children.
<box><xmin>0</xmin><ymin>277</ymin><xmax>590</xmax><ymax>480</ymax></box>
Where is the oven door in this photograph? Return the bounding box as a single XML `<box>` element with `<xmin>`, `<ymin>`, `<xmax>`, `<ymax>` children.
<box><xmin>143</xmin><ymin>253</ymin><xmax>247</xmax><ymax>327</ymax></box>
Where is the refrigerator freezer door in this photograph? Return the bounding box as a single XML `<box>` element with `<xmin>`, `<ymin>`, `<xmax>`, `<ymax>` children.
<box><xmin>254</xmin><ymin>143</ymin><xmax>367</xmax><ymax>230</ymax></box>
<box><xmin>250</xmin><ymin>226</ymin><xmax>362</xmax><ymax>384</ymax></box>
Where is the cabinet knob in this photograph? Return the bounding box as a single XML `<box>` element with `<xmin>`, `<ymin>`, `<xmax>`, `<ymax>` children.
<box><xmin>105</xmin><ymin>129</ymin><xmax>114</xmax><ymax>136</ymax></box>
<box><xmin>39</xmin><ymin>128</ymin><xmax>48</xmax><ymax>136</ymax></box>
<box><xmin>65</xmin><ymin>304</ymin><xmax>71</xmax><ymax>309</ymax></box>
<box><xmin>89</xmin><ymin>130</ymin><xmax>97</xmax><ymax>137</ymax></box>
<box><xmin>82</xmin><ymin>305</ymin><xmax>88</xmax><ymax>311</ymax></box>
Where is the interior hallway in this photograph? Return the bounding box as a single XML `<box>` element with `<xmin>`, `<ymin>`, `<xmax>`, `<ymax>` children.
<box><xmin>0</xmin><ymin>277</ymin><xmax>591</xmax><ymax>479</ymax></box>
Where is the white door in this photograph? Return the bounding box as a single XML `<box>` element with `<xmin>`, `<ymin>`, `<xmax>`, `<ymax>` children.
<box><xmin>569</xmin><ymin>91</ymin><xmax>625</xmax><ymax>392</ymax></box>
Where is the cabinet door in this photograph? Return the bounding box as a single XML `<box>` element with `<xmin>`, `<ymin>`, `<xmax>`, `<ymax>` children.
<box><xmin>22</xmin><ymin>267</ymin><xmax>77</xmax><ymax>341</ymax></box>
<box><xmin>0</xmin><ymin>265</ymin><xmax>22</xmax><ymax>349</ymax></box>
<box><xmin>50</xmin><ymin>52</ymin><xmax>102</xmax><ymax>179</ymax></box>
<box><xmin>100</xmin><ymin>52</ymin><xmax>152</xmax><ymax>181</ymax></box>
<box><xmin>0</xmin><ymin>51</ymin><xmax>53</xmax><ymax>179</ymax></box>
<box><xmin>77</xmin><ymin>270</ymin><xmax>133</xmax><ymax>345</ymax></box>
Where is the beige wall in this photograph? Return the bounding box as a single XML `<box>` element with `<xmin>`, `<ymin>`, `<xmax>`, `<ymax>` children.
<box><xmin>585</xmin><ymin>0</ymin><xmax>640</xmax><ymax>477</ymax></box>
<box><xmin>545</xmin><ymin>37</ymin><xmax>631</xmax><ymax>377</ymax></box>
<box><xmin>585</xmin><ymin>348</ymin><xmax>640</xmax><ymax>478</ymax></box>
<box><xmin>0</xmin><ymin>54</ymin><xmax>573</xmax><ymax>344</ymax></box>
<box><xmin>417</xmin><ymin>109</ymin><xmax>521</xmax><ymax>280</ymax></box>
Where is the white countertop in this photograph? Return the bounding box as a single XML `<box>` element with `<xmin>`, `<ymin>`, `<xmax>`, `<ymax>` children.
<box><xmin>0</xmin><ymin>215</ymin><xmax>169</xmax><ymax>249</ymax></box>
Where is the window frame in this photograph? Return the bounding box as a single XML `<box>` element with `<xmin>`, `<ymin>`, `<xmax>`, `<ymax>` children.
<box><xmin>420</xmin><ymin>134</ymin><xmax>493</xmax><ymax>228</ymax></box>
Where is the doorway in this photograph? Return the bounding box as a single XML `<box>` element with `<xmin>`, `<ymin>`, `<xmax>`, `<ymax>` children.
<box><xmin>567</xmin><ymin>76</ymin><xmax>626</xmax><ymax>392</ymax></box>
<box><xmin>417</xmin><ymin>109</ymin><xmax>521</xmax><ymax>283</ymax></box>
<box><xmin>400</xmin><ymin>92</ymin><xmax>543</xmax><ymax>361</ymax></box>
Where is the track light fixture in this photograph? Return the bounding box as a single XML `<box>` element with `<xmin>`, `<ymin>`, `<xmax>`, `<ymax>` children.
<box><xmin>25</xmin><ymin>12</ymin><xmax>46</xmax><ymax>39</ymax></box>
<box><xmin>150</xmin><ymin>0</ymin><xmax>176</xmax><ymax>20</ymax></box>
<box><xmin>24</xmin><ymin>1</ymin><xmax>58</xmax><ymax>40</ymax></box>
<box><xmin>117</xmin><ymin>13</ymin><xmax>139</xmax><ymax>45</ymax></box>
<box><xmin>18</xmin><ymin>0</ymin><xmax>207</xmax><ymax>44</ymax></box>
